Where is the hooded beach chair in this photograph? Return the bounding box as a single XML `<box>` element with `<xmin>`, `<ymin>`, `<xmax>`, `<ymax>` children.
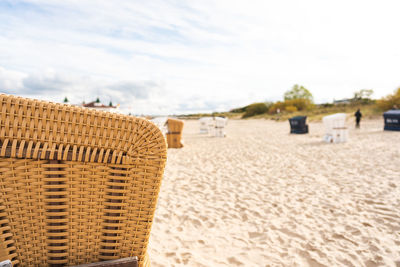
<box><xmin>199</xmin><ymin>117</ymin><xmax>213</xmax><ymax>134</ymax></box>
<box><xmin>0</xmin><ymin>95</ymin><xmax>167</xmax><ymax>267</ymax></box>
<box><xmin>165</xmin><ymin>118</ymin><xmax>184</xmax><ymax>148</ymax></box>
<box><xmin>383</xmin><ymin>110</ymin><xmax>400</xmax><ymax>131</ymax></box>
<box><xmin>211</xmin><ymin>117</ymin><xmax>227</xmax><ymax>137</ymax></box>
<box><xmin>322</xmin><ymin>113</ymin><xmax>348</xmax><ymax>143</ymax></box>
<box><xmin>289</xmin><ymin>116</ymin><xmax>308</xmax><ymax>134</ymax></box>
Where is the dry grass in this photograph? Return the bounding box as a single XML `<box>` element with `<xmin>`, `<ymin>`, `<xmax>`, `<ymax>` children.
<box><xmin>178</xmin><ymin>103</ymin><xmax>383</xmax><ymax>122</ymax></box>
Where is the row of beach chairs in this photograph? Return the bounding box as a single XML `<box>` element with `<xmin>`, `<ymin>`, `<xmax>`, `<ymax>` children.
<box><xmin>290</xmin><ymin>113</ymin><xmax>348</xmax><ymax>143</ymax></box>
<box><xmin>1</xmin><ymin>94</ymin><xmax>398</xmax><ymax>267</ymax></box>
<box><xmin>290</xmin><ymin>111</ymin><xmax>400</xmax><ymax>142</ymax></box>
<box><xmin>150</xmin><ymin>116</ymin><xmax>228</xmax><ymax>150</ymax></box>
<box><xmin>199</xmin><ymin>117</ymin><xmax>228</xmax><ymax>137</ymax></box>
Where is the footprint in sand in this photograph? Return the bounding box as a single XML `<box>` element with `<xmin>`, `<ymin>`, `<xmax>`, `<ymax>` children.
<box><xmin>227</xmin><ymin>256</ymin><xmax>243</xmax><ymax>266</ymax></box>
<box><xmin>165</xmin><ymin>252</ymin><xmax>176</xmax><ymax>257</ymax></box>
<box><xmin>191</xmin><ymin>218</ymin><xmax>202</xmax><ymax>227</ymax></box>
<box><xmin>248</xmin><ymin>231</ymin><xmax>265</xmax><ymax>239</ymax></box>
<box><xmin>180</xmin><ymin>252</ymin><xmax>192</xmax><ymax>265</ymax></box>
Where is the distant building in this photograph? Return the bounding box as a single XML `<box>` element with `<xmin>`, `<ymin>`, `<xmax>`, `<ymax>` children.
<box><xmin>333</xmin><ymin>98</ymin><xmax>352</xmax><ymax>105</ymax></box>
<box><xmin>78</xmin><ymin>98</ymin><xmax>120</xmax><ymax>113</ymax></box>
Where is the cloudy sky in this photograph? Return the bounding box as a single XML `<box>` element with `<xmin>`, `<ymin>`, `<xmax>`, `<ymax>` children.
<box><xmin>0</xmin><ymin>0</ymin><xmax>399</xmax><ymax>115</ymax></box>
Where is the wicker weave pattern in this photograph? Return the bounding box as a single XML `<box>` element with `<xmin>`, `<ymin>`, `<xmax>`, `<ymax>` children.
<box><xmin>0</xmin><ymin>95</ymin><xmax>167</xmax><ymax>266</ymax></box>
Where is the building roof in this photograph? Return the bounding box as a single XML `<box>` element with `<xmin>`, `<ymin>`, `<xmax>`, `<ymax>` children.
<box><xmin>333</xmin><ymin>99</ymin><xmax>352</xmax><ymax>104</ymax></box>
<box><xmin>82</xmin><ymin>101</ymin><xmax>117</xmax><ymax>109</ymax></box>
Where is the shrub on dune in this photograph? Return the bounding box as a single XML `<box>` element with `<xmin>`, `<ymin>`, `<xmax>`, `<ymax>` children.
<box><xmin>242</xmin><ymin>103</ymin><xmax>268</xmax><ymax>118</ymax></box>
<box><xmin>285</xmin><ymin>105</ymin><xmax>298</xmax><ymax>112</ymax></box>
<box><xmin>285</xmin><ymin>98</ymin><xmax>314</xmax><ymax>111</ymax></box>
<box><xmin>268</xmin><ymin>99</ymin><xmax>313</xmax><ymax>114</ymax></box>
<box><xmin>377</xmin><ymin>88</ymin><xmax>400</xmax><ymax>110</ymax></box>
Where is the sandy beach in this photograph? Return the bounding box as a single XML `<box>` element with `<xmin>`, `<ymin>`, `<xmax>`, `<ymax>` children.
<box><xmin>149</xmin><ymin>119</ymin><xmax>400</xmax><ymax>267</ymax></box>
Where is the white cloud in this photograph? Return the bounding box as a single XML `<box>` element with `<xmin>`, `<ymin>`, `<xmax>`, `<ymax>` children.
<box><xmin>0</xmin><ymin>67</ymin><xmax>26</xmax><ymax>91</ymax></box>
<box><xmin>0</xmin><ymin>0</ymin><xmax>399</xmax><ymax>114</ymax></box>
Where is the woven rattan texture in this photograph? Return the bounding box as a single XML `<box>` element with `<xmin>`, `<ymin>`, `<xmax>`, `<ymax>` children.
<box><xmin>166</xmin><ymin>119</ymin><xmax>183</xmax><ymax>148</ymax></box>
<box><xmin>0</xmin><ymin>95</ymin><xmax>167</xmax><ymax>267</ymax></box>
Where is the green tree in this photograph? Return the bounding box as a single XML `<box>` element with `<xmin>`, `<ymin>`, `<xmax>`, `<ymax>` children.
<box><xmin>353</xmin><ymin>89</ymin><xmax>374</xmax><ymax>101</ymax></box>
<box><xmin>354</xmin><ymin>89</ymin><xmax>374</xmax><ymax>100</ymax></box>
<box><xmin>284</xmin><ymin>84</ymin><xmax>313</xmax><ymax>102</ymax></box>
<box><xmin>63</xmin><ymin>97</ymin><xmax>68</xmax><ymax>103</ymax></box>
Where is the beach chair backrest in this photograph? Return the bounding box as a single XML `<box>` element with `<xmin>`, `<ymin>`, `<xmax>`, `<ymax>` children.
<box><xmin>199</xmin><ymin>117</ymin><xmax>213</xmax><ymax>134</ymax></box>
<box><xmin>214</xmin><ymin>117</ymin><xmax>227</xmax><ymax>128</ymax></box>
<box><xmin>322</xmin><ymin>113</ymin><xmax>346</xmax><ymax>134</ymax></box>
<box><xmin>0</xmin><ymin>95</ymin><xmax>167</xmax><ymax>267</ymax></box>
<box><xmin>211</xmin><ymin>117</ymin><xmax>227</xmax><ymax>137</ymax></box>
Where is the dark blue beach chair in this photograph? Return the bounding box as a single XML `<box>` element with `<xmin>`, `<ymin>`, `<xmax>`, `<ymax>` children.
<box><xmin>383</xmin><ymin>110</ymin><xmax>400</xmax><ymax>131</ymax></box>
<box><xmin>289</xmin><ymin>116</ymin><xmax>309</xmax><ymax>134</ymax></box>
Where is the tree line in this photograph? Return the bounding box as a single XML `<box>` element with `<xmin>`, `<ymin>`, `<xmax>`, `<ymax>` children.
<box><xmin>231</xmin><ymin>85</ymin><xmax>400</xmax><ymax>118</ymax></box>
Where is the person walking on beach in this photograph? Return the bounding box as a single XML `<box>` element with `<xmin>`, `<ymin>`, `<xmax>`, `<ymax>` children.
<box><xmin>354</xmin><ymin>109</ymin><xmax>362</xmax><ymax>128</ymax></box>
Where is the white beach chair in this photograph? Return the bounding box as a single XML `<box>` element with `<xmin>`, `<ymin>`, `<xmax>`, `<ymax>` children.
<box><xmin>199</xmin><ymin>117</ymin><xmax>213</xmax><ymax>134</ymax></box>
<box><xmin>322</xmin><ymin>113</ymin><xmax>348</xmax><ymax>143</ymax></box>
<box><xmin>212</xmin><ymin>117</ymin><xmax>228</xmax><ymax>137</ymax></box>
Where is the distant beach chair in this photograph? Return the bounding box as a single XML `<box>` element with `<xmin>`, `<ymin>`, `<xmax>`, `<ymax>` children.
<box><xmin>289</xmin><ymin>116</ymin><xmax>309</xmax><ymax>134</ymax></box>
<box><xmin>166</xmin><ymin>118</ymin><xmax>184</xmax><ymax>148</ymax></box>
<box><xmin>211</xmin><ymin>117</ymin><xmax>227</xmax><ymax>137</ymax></box>
<box><xmin>322</xmin><ymin>113</ymin><xmax>348</xmax><ymax>143</ymax></box>
<box><xmin>383</xmin><ymin>110</ymin><xmax>400</xmax><ymax>131</ymax></box>
<box><xmin>0</xmin><ymin>94</ymin><xmax>167</xmax><ymax>267</ymax></box>
<box><xmin>199</xmin><ymin>117</ymin><xmax>213</xmax><ymax>134</ymax></box>
<box><xmin>214</xmin><ymin>117</ymin><xmax>227</xmax><ymax>137</ymax></box>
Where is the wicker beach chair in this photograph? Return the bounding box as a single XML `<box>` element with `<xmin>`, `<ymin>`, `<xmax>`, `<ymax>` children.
<box><xmin>199</xmin><ymin>117</ymin><xmax>213</xmax><ymax>134</ymax></box>
<box><xmin>212</xmin><ymin>117</ymin><xmax>227</xmax><ymax>137</ymax></box>
<box><xmin>289</xmin><ymin>116</ymin><xmax>308</xmax><ymax>134</ymax></box>
<box><xmin>165</xmin><ymin>119</ymin><xmax>184</xmax><ymax>148</ymax></box>
<box><xmin>322</xmin><ymin>113</ymin><xmax>348</xmax><ymax>143</ymax></box>
<box><xmin>0</xmin><ymin>95</ymin><xmax>167</xmax><ymax>266</ymax></box>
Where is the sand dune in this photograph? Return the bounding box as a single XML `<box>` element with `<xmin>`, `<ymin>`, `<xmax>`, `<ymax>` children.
<box><xmin>148</xmin><ymin>119</ymin><xmax>400</xmax><ymax>267</ymax></box>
